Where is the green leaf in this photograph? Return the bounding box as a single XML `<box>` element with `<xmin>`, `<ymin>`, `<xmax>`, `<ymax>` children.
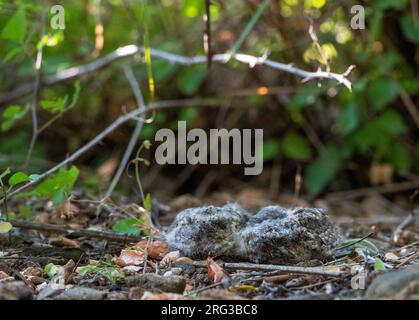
<box><xmin>112</xmin><ymin>217</ymin><xmax>142</xmax><ymax>235</ymax></box>
<box><xmin>178</xmin><ymin>107</ymin><xmax>198</xmax><ymax>122</ymax></box>
<box><xmin>0</xmin><ymin>222</ymin><xmax>13</xmax><ymax>234</ymax></box>
<box><xmin>400</xmin><ymin>15</ymin><xmax>419</xmax><ymax>44</ymax></box>
<box><xmin>40</xmin><ymin>96</ymin><xmax>69</xmax><ymax>113</ymax></box>
<box><xmin>178</xmin><ymin>64</ymin><xmax>207</xmax><ymax>95</ymax></box>
<box><xmin>1</xmin><ymin>119</ymin><xmax>15</xmax><ymax>132</ymax></box>
<box><xmin>144</xmin><ymin>193</ymin><xmax>152</xmax><ymax>212</ymax></box>
<box><xmin>304</xmin><ymin>144</ymin><xmax>352</xmax><ymax>195</ymax></box>
<box><xmin>1</xmin><ymin>9</ymin><xmax>27</xmax><ymax>44</ymax></box>
<box><xmin>44</xmin><ymin>263</ymin><xmax>59</xmax><ymax>278</ymax></box>
<box><xmin>8</xmin><ymin>172</ymin><xmax>29</xmax><ymax>188</ymax></box>
<box><xmin>0</xmin><ymin>168</ymin><xmax>11</xmax><ymax>180</ymax></box>
<box><xmin>337</xmin><ymin>102</ymin><xmax>359</xmax><ymax>134</ymax></box>
<box><xmin>3</xmin><ymin>105</ymin><xmax>23</xmax><ymax>118</ymax></box>
<box><xmin>18</xmin><ymin>205</ymin><xmax>33</xmax><ymax>218</ymax></box>
<box><xmin>29</xmin><ymin>174</ymin><xmax>42</xmax><ymax>182</ymax></box>
<box><xmin>261</xmin><ymin>139</ymin><xmax>280</xmax><ymax>162</ymax></box>
<box><xmin>376</xmin><ymin>110</ymin><xmax>407</xmax><ymax>135</ymax></box>
<box><xmin>368</xmin><ymin>79</ymin><xmax>398</xmax><ymax>110</ymax></box>
<box><xmin>387</xmin><ymin>143</ymin><xmax>411</xmax><ymax>172</ymax></box>
<box><xmin>23</xmin><ymin>166</ymin><xmax>79</xmax><ymax>204</ymax></box>
<box><xmin>3</xmin><ymin>46</ymin><xmax>22</xmax><ymax>63</ymax></box>
<box><xmin>374</xmin><ymin>257</ymin><xmax>386</xmax><ymax>271</ymax></box>
<box><xmin>282</xmin><ymin>132</ymin><xmax>312</xmax><ymax>161</ymax></box>
<box><xmin>77</xmin><ymin>265</ymin><xmax>98</xmax><ymax>276</ymax></box>
<box><xmin>2</xmin><ymin>105</ymin><xmax>25</xmax><ymax>131</ymax></box>
<box><xmin>340</xmin><ymin>238</ymin><xmax>379</xmax><ymax>255</ymax></box>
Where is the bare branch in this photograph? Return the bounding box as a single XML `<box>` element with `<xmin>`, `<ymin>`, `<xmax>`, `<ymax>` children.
<box><xmin>104</xmin><ymin>64</ymin><xmax>146</xmax><ymax>198</ymax></box>
<box><xmin>0</xmin><ymin>98</ymin><xmax>221</xmax><ymax>204</ymax></box>
<box><xmin>188</xmin><ymin>260</ymin><xmax>349</xmax><ymax>278</ymax></box>
<box><xmin>0</xmin><ymin>45</ymin><xmax>355</xmax><ymax>104</ymax></box>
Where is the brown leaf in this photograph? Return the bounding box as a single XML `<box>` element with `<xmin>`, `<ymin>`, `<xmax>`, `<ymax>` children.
<box><xmin>369</xmin><ymin>163</ymin><xmax>394</xmax><ymax>185</ymax></box>
<box><xmin>141</xmin><ymin>291</ymin><xmax>185</xmax><ymax>300</ymax></box>
<box><xmin>97</xmin><ymin>158</ymin><xmax>119</xmax><ymax>181</ymax></box>
<box><xmin>56</xmin><ymin>201</ymin><xmax>80</xmax><ymax>220</ymax></box>
<box><xmin>161</xmin><ymin>251</ymin><xmax>181</xmax><ymax>266</ymax></box>
<box><xmin>135</xmin><ymin>240</ymin><xmax>169</xmax><ymax>260</ymax></box>
<box><xmin>115</xmin><ymin>249</ymin><xmax>145</xmax><ymax>267</ymax></box>
<box><xmin>207</xmin><ymin>257</ymin><xmax>226</xmax><ymax>283</ymax></box>
<box><xmin>49</xmin><ymin>236</ymin><xmax>80</xmax><ymax>248</ymax></box>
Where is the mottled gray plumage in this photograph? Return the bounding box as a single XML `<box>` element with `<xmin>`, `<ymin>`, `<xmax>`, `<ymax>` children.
<box><xmin>165</xmin><ymin>203</ymin><xmax>343</xmax><ymax>264</ymax></box>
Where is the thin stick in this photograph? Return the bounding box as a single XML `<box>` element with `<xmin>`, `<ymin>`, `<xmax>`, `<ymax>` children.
<box><xmin>0</xmin><ymin>44</ymin><xmax>354</xmax><ymax>104</ymax></box>
<box><xmin>0</xmin><ymin>98</ymin><xmax>221</xmax><ymax>204</ymax></box>
<box><xmin>399</xmin><ymin>86</ymin><xmax>419</xmax><ymax>130</ymax></box>
<box><xmin>188</xmin><ymin>261</ymin><xmax>349</xmax><ymax>277</ymax></box>
<box><xmin>104</xmin><ymin>64</ymin><xmax>146</xmax><ymax>198</ymax></box>
<box><xmin>10</xmin><ymin>219</ymin><xmax>145</xmax><ymax>243</ymax></box>
<box><xmin>326</xmin><ymin>180</ymin><xmax>419</xmax><ymax>201</ymax></box>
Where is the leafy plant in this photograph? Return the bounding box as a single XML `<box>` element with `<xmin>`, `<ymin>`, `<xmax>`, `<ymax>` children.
<box><xmin>19</xmin><ymin>166</ymin><xmax>79</xmax><ymax>205</ymax></box>
<box><xmin>77</xmin><ymin>260</ymin><xmax>124</xmax><ymax>283</ymax></box>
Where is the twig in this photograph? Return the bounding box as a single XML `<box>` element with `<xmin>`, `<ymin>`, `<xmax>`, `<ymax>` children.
<box><xmin>392</xmin><ymin>207</ymin><xmax>419</xmax><ymax>242</ymax></box>
<box><xmin>104</xmin><ymin>64</ymin><xmax>146</xmax><ymax>198</ymax></box>
<box><xmin>24</xmin><ymin>10</ymin><xmax>46</xmax><ymax>169</ymax></box>
<box><xmin>326</xmin><ymin>180</ymin><xmax>419</xmax><ymax>201</ymax></box>
<box><xmin>188</xmin><ymin>260</ymin><xmax>349</xmax><ymax>277</ymax></box>
<box><xmin>10</xmin><ymin>219</ymin><xmax>145</xmax><ymax>243</ymax></box>
<box><xmin>0</xmin><ymin>98</ymin><xmax>221</xmax><ymax>204</ymax></box>
<box><xmin>0</xmin><ymin>44</ymin><xmax>355</xmax><ymax>104</ymax></box>
<box><xmin>399</xmin><ymin>86</ymin><xmax>419</xmax><ymax>130</ymax></box>
<box><xmin>332</xmin><ymin>232</ymin><xmax>375</xmax><ymax>252</ymax></box>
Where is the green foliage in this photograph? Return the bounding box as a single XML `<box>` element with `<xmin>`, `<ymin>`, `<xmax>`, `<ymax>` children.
<box><xmin>8</xmin><ymin>172</ymin><xmax>29</xmax><ymax>187</ymax></box>
<box><xmin>374</xmin><ymin>257</ymin><xmax>386</xmax><ymax>271</ymax></box>
<box><xmin>261</xmin><ymin>139</ymin><xmax>280</xmax><ymax>162</ymax></box>
<box><xmin>282</xmin><ymin>132</ymin><xmax>312</xmax><ymax>161</ymax></box>
<box><xmin>40</xmin><ymin>96</ymin><xmax>69</xmax><ymax>113</ymax></box>
<box><xmin>178</xmin><ymin>65</ymin><xmax>207</xmax><ymax>95</ymax></box>
<box><xmin>400</xmin><ymin>15</ymin><xmax>419</xmax><ymax>44</ymax></box>
<box><xmin>77</xmin><ymin>260</ymin><xmax>124</xmax><ymax>283</ymax></box>
<box><xmin>44</xmin><ymin>263</ymin><xmax>59</xmax><ymax>278</ymax></box>
<box><xmin>1</xmin><ymin>105</ymin><xmax>26</xmax><ymax>131</ymax></box>
<box><xmin>112</xmin><ymin>217</ymin><xmax>142</xmax><ymax>236</ymax></box>
<box><xmin>304</xmin><ymin>144</ymin><xmax>352</xmax><ymax>195</ymax></box>
<box><xmin>1</xmin><ymin>8</ymin><xmax>27</xmax><ymax>44</ymax></box>
<box><xmin>21</xmin><ymin>166</ymin><xmax>79</xmax><ymax>204</ymax></box>
<box><xmin>367</xmin><ymin>79</ymin><xmax>398</xmax><ymax>110</ymax></box>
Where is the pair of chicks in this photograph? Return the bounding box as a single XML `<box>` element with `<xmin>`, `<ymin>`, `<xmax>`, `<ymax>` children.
<box><xmin>165</xmin><ymin>203</ymin><xmax>343</xmax><ymax>265</ymax></box>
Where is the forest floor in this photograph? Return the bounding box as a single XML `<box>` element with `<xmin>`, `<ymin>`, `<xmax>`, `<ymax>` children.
<box><xmin>0</xmin><ymin>188</ymin><xmax>418</xmax><ymax>300</ymax></box>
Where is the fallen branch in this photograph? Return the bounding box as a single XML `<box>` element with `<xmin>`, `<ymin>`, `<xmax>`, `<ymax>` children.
<box><xmin>188</xmin><ymin>260</ymin><xmax>349</xmax><ymax>278</ymax></box>
<box><xmin>326</xmin><ymin>180</ymin><xmax>419</xmax><ymax>201</ymax></box>
<box><xmin>0</xmin><ymin>45</ymin><xmax>354</xmax><ymax>104</ymax></box>
<box><xmin>10</xmin><ymin>219</ymin><xmax>145</xmax><ymax>243</ymax></box>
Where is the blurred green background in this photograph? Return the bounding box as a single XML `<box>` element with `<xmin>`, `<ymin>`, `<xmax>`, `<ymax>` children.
<box><xmin>0</xmin><ymin>0</ymin><xmax>418</xmax><ymax>200</ymax></box>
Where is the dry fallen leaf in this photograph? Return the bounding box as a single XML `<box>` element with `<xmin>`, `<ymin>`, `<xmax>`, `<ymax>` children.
<box><xmin>207</xmin><ymin>257</ymin><xmax>226</xmax><ymax>283</ymax></box>
<box><xmin>49</xmin><ymin>236</ymin><xmax>80</xmax><ymax>248</ymax></box>
<box><xmin>161</xmin><ymin>251</ymin><xmax>181</xmax><ymax>266</ymax></box>
<box><xmin>56</xmin><ymin>201</ymin><xmax>80</xmax><ymax>220</ymax></box>
<box><xmin>368</xmin><ymin>163</ymin><xmax>393</xmax><ymax>185</ymax></box>
<box><xmin>141</xmin><ymin>291</ymin><xmax>185</xmax><ymax>300</ymax></box>
<box><xmin>136</xmin><ymin>239</ymin><xmax>169</xmax><ymax>260</ymax></box>
<box><xmin>385</xmin><ymin>252</ymin><xmax>400</xmax><ymax>261</ymax></box>
<box><xmin>115</xmin><ymin>249</ymin><xmax>145</xmax><ymax>267</ymax></box>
